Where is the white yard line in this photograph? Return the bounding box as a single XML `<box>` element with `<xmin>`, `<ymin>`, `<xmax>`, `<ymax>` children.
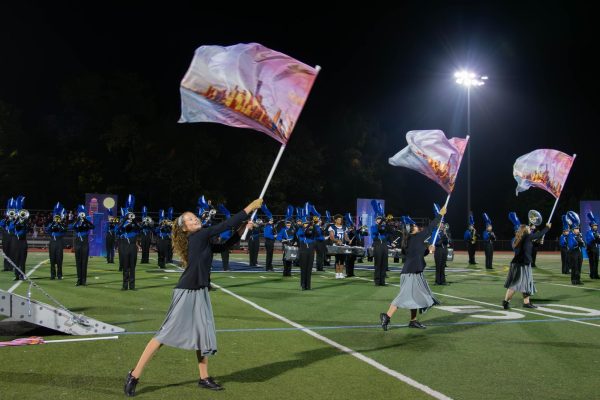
<box><xmin>7</xmin><ymin>259</ymin><xmax>49</xmax><ymax>293</ymax></box>
<box><xmin>213</xmin><ymin>282</ymin><xmax>453</xmax><ymax>400</ymax></box>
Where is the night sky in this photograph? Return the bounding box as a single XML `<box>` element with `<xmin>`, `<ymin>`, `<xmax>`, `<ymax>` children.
<box><xmin>1</xmin><ymin>2</ymin><xmax>598</xmax><ymax>237</ymax></box>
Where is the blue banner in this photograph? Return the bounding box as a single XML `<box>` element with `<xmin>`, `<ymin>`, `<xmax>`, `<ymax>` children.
<box><xmin>85</xmin><ymin>194</ymin><xmax>118</xmax><ymax>257</ymax></box>
<box><xmin>357</xmin><ymin>198</ymin><xmax>385</xmax><ymax>249</ymax></box>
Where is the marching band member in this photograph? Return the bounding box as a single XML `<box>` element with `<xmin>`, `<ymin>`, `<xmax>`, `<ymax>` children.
<box><xmin>45</xmin><ymin>202</ymin><xmax>66</xmax><ymax>280</ymax></box>
<box><xmin>503</xmin><ymin>212</ymin><xmax>550</xmax><ymax>309</ymax></box>
<box><xmin>106</xmin><ymin>208</ymin><xmax>117</xmax><ymax>264</ymax></box>
<box><xmin>261</xmin><ymin>204</ymin><xmax>275</xmax><ymax>271</ymax></box>
<box><xmin>276</xmin><ymin>207</ymin><xmax>296</xmax><ymax>277</ymax></box>
<box><xmin>124</xmin><ymin>199</ymin><xmax>262</xmax><ymax>396</ymax></box>
<box><xmin>11</xmin><ymin>196</ymin><xmax>30</xmax><ymax>281</ymax></box>
<box><xmin>1</xmin><ymin>197</ymin><xmax>16</xmax><ymax>271</ymax></box>
<box><xmin>566</xmin><ymin>211</ymin><xmax>584</xmax><ymax>285</ymax></box>
<box><xmin>308</xmin><ymin>204</ymin><xmax>326</xmax><ymax>272</ymax></box>
<box><xmin>482</xmin><ymin>213</ymin><xmax>496</xmax><ymax>270</ymax></box>
<box><xmin>559</xmin><ymin>216</ymin><xmax>570</xmax><ymax>274</ymax></box>
<box><xmin>297</xmin><ymin>210</ymin><xmax>316</xmax><ymax>290</ymax></box>
<box><xmin>464</xmin><ymin>214</ymin><xmax>477</xmax><ymax>265</ymax></box>
<box><xmin>139</xmin><ymin>206</ymin><xmax>154</xmax><ymax>264</ymax></box>
<box><xmin>387</xmin><ymin>214</ymin><xmax>401</xmax><ymax>263</ymax></box>
<box><xmin>156</xmin><ymin>209</ymin><xmax>172</xmax><ymax>269</ymax></box>
<box><xmin>430</xmin><ymin>204</ymin><xmax>449</xmax><ymax>285</ymax></box>
<box><xmin>166</xmin><ymin>208</ymin><xmax>174</xmax><ymax>263</ymax></box>
<box><xmin>370</xmin><ymin>200</ymin><xmax>388</xmax><ymax>286</ymax></box>
<box><xmin>585</xmin><ymin>212</ymin><xmax>600</xmax><ymax>279</ymax></box>
<box><xmin>216</xmin><ymin>204</ymin><xmax>234</xmax><ymax>271</ymax></box>
<box><xmin>117</xmin><ymin>195</ymin><xmax>140</xmax><ymax>290</ymax></box>
<box><xmin>530</xmin><ymin>225</ymin><xmax>541</xmax><ymax>268</ymax></box>
<box><xmin>328</xmin><ymin>214</ymin><xmax>349</xmax><ymax>279</ymax></box>
<box><xmin>69</xmin><ymin>204</ymin><xmax>95</xmax><ymax>286</ymax></box>
<box><xmin>379</xmin><ymin>206</ymin><xmax>446</xmax><ymax>331</ymax></box>
<box><xmin>323</xmin><ymin>210</ymin><xmax>332</xmax><ymax>266</ymax></box>
<box><xmin>247</xmin><ymin>216</ymin><xmax>261</xmax><ymax>267</ymax></box>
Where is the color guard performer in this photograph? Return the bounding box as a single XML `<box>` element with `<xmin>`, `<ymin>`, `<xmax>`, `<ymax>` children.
<box><xmin>379</xmin><ymin>206</ymin><xmax>446</xmax><ymax>330</ymax></box>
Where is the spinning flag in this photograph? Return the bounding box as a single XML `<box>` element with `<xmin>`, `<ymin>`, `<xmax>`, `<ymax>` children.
<box><xmin>513</xmin><ymin>149</ymin><xmax>575</xmax><ymax>198</ymax></box>
<box><xmin>388</xmin><ymin>130</ymin><xmax>469</xmax><ymax>193</ymax></box>
<box><xmin>179</xmin><ymin>42</ymin><xmax>319</xmax><ymax>144</ymax></box>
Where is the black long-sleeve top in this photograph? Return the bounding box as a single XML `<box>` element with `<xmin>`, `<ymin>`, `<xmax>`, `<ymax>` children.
<box><xmin>401</xmin><ymin>215</ymin><xmax>442</xmax><ymax>274</ymax></box>
<box><xmin>511</xmin><ymin>226</ymin><xmax>549</xmax><ymax>266</ymax></box>
<box><xmin>176</xmin><ymin>210</ymin><xmax>247</xmax><ymax>290</ymax></box>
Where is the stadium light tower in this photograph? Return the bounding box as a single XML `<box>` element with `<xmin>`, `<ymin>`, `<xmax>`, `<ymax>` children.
<box><xmin>455</xmin><ymin>70</ymin><xmax>487</xmax><ymax>223</ymax></box>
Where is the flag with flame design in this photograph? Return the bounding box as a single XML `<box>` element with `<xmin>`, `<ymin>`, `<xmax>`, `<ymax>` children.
<box><xmin>388</xmin><ymin>130</ymin><xmax>469</xmax><ymax>193</ymax></box>
<box><xmin>179</xmin><ymin>43</ymin><xmax>318</xmax><ymax>144</ymax></box>
<box><xmin>513</xmin><ymin>149</ymin><xmax>575</xmax><ymax>198</ymax></box>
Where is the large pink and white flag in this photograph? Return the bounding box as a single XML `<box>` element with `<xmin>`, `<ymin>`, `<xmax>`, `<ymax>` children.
<box><xmin>179</xmin><ymin>43</ymin><xmax>318</xmax><ymax>144</ymax></box>
<box><xmin>389</xmin><ymin>130</ymin><xmax>469</xmax><ymax>193</ymax></box>
<box><xmin>513</xmin><ymin>149</ymin><xmax>575</xmax><ymax>198</ymax></box>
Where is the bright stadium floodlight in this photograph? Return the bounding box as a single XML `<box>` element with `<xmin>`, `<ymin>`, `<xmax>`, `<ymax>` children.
<box><xmin>455</xmin><ymin>70</ymin><xmax>487</xmax><ymax>222</ymax></box>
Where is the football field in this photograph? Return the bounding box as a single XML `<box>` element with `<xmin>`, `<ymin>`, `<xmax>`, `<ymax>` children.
<box><xmin>1</xmin><ymin>251</ymin><xmax>598</xmax><ymax>399</ymax></box>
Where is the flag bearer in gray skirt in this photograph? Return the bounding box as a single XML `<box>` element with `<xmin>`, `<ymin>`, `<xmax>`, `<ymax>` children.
<box><xmin>124</xmin><ymin>198</ymin><xmax>263</xmax><ymax>396</ymax></box>
<box><xmin>502</xmin><ymin>212</ymin><xmax>550</xmax><ymax>309</ymax></box>
<box><xmin>379</xmin><ymin>206</ymin><xmax>446</xmax><ymax>331</ymax></box>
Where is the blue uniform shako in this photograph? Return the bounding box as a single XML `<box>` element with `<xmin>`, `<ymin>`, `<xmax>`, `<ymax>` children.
<box><xmin>45</xmin><ymin>202</ymin><xmax>66</xmax><ymax>240</ymax></box>
<box><xmin>70</xmin><ymin>204</ymin><xmax>94</xmax><ymax>241</ymax></box>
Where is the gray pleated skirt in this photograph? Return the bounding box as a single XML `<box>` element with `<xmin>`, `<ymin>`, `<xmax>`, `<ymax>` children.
<box><xmin>504</xmin><ymin>263</ymin><xmax>536</xmax><ymax>296</ymax></box>
<box><xmin>391</xmin><ymin>273</ymin><xmax>440</xmax><ymax>312</ymax></box>
<box><xmin>154</xmin><ymin>288</ymin><xmax>217</xmax><ymax>355</ymax></box>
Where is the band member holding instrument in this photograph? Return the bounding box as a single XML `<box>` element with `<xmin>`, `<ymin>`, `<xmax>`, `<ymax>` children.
<box><xmin>380</xmin><ymin>206</ymin><xmax>446</xmax><ymax>331</ymax></box>
<box><xmin>247</xmin><ymin>216</ymin><xmax>261</xmax><ymax>267</ymax></box>
<box><xmin>45</xmin><ymin>202</ymin><xmax>66</xmax><ymax>280</ymax></box>
<box><xmin>344</xmin><ymin>213</ymin><xmax>359</xmax><ymax>277</ymax></box>
<box><xmin>370</xmin><ymin>200</ymin><xmax>388</xmax><ymax>286</ymax></box>
<box><xmin>117</xmin><ymin>195</ymin><xmax>140</xmax><ymax>290</ymax></box>
<box><xmin>261</xmin><ymin>204</ymin><xmax>275</xmax><ymax>271</ymax></box>
<box><xmin>503</xmin><ymin>212</ymin><xmax>550</xmax><ymax>309</ymax></box>
<box><xmin>216</xmin><ymin>204</ymin><xmax>234</xmax><ymax>271</ymax></box>
<box><xmin>70</xmin><ymin>204</ymin><xmax>95</xmax><ymax>286</ymax></box>
<box><xmin>559</xmin><ymin>216</ymin><xmax>570</xmax><ymax>275</ymax></box>
<box><xmin>124</xmin><ymin>199</ymin><xmax>262</xmax><ymax>396</ymax></box>
<box><xmin>566</xmin><ymin>211</ymin><xmax>585</xmax><ymax>285</ymax></box>
<box><xmin>11</xmin><ymin>196</ymin><xmax>30</xmax><ymax>281</ymax></box>
<box><xmin>482</xmin><ymin>213</ymin><xmax>496</xmax><ymax>270</ymax></box>
<box><xmin>297</xmin><ymin>213</ymin><xmax>316</xmax><ymax>290</ymax></box>
<box><xmin>106</xmin><ymin>209</ymin><xmax>117</xmax><ymax>264</ymax></box>
<box><xmin>329</xmin><ymin>214</ymin><xmax>349</xmax><ymax>279</ymax></box>
<box><xmin>1</xmin><ymin>197</ymin><xmax>16</xmax><ymax>271</ymax></box>
<box><xmin>276</xmin><ymin>207</ymin><xmax>296</xmax><ymax>277</ymax></box>
<box><xmin>139</xmin><ymin>206</ymin><xmax>154</xmax><ymax>264</ymax></box>
<box><xmin>430</xmin><ymin>204</ymin><xmax>449</xmax><ymax>285</ymax></box>
<box><xmin>464</xmin><ymin>214</ymin><xmax>477</xmax><ymax>265</ymax></box>
<box><xmin>585</xmin><ymin>212</ymin><xmax>600</xmax><ymax>279</ymax></box>
<box><xmin>155</xmin><ymin>210</ymin><xmax>171</xmax><ymax>269</ymax></box>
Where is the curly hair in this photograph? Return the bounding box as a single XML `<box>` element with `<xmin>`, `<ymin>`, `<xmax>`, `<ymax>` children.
<box><xmin>171</xmin><ymin>213</ymin><xmax>190</xmax><ymax>268</ymax></box>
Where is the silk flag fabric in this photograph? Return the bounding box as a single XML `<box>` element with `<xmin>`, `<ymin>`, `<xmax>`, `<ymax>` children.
<box><xmin>388</xmin><ymin>130</ymin><xmax>469</xmax><ymax>193</ymax></box>
<box><xmin>513</xmin><ymin>149</ymin><xmax>574</xmax><ymax>198</ymax></box>
<box><xmin>179</xmin><ymin>43</ymin><xmax>318</xmax><ymax>144</ymax></box>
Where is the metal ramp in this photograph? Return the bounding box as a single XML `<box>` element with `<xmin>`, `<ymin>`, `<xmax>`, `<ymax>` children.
<box><xmin>0</xmin><ymin>289</ymin><xmax>124</xmax><ymax>336</ymax></box>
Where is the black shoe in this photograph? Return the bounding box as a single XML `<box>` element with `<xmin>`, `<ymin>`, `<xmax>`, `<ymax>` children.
<box><xmin>523</xmin><ymin>303</ymin><xmax>538</xmax><ymax>309</ymax></box>
<box><xmin>379</xmin><ymin>313</ymin><xmax>390</xmax><ymax>331</ymax></box>
<box><xmin>50</xmin><ymin>277</ymin><xmax>55</xmax><ymax>280</ymax></box>
<box><xmin>124</xmin><ymin>371</ymin><xmax>139</xmax><ymax>397</ymax></box>
<box><xmin>502</xmin><ymin>300</ymin><xmax>510</xmax><ymax>310</ymax></box>
<box><xmin>577</xmin><ymin>281</ymin><xmax>584</xmax><ymax>285</ymax></box>
<box><xmin>58</xmin><ymin>277</ymin><xmax>63</xmax><ymax>280</ymax></box>
<box><xmin>408</xmin><ymin>320</ymin><xmax>426</xmax><ymax>329</ymax></box>
<box><xmin>198</xmin><ymin>377</ymin><xmax>223</xmax><ymax>391</ymax></box>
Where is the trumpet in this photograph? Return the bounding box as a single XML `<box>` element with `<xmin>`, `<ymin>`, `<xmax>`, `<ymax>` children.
<box><xmin>142</xmin><ymin>216</ymin><xmax>153</xmax><ymax>225</ymax></box>
<box><xmin>18</xmin><ymin>209</ymin><xmax>30</xmax><ymax>221</ymax></box>
<box><xmin>78</xmin><ymin>212</ymin><xmax>86</xmax><ymax>219</ymax></box>
<box><xmin>54</xmin><ymin>215</ymin><xmax>62</xmax><ymax>223</ymax></box>
<box><xmin>127</xmin><ymin>212</ymin><xmax>136</xmax><ymax>221</ymax></box>
<box><xmin>160</xmin><ymin>219</ymin><xmax>172</xmax><ymax>227</ymax></box>
<box><xmin>7</xmin><ymin>209</ymin><xmax>17</xmax><ymax>219</ymax></box>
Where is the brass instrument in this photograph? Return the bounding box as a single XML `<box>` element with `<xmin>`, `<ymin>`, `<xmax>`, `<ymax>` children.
<box><xmin>7</xmin><ymin>209</ymin><xmax>17</xmax><ymax>219</ymax></box>
<box><xmin>18</xmin><ymin>209</ymin><xmax>30</xmax><ymax>223</ymax></box>
<box><xmin>54</xmin><ymin>215</ymin><xmax>62</xmax><ymax>223</ymax></box>
<box><xmin>78</xmin><ymin>211</ymin><xmax>86</xmax><ymax>219</ymax></box>
<box><xmin>127</xmin><ymin>212</ymin><xmax>136</xmax><ymax>221</ymax></box>
<box><xmin>142</xmin><ymin>216</ymin><xmax>154</xmax><ymax>225</ymax></box>
<box><xmin>470</xmin><ymin>228</ymin><xmax>477</xmax><ymax>244</ymax></box>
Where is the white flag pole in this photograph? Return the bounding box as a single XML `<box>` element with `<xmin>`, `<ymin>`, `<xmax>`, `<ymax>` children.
<box><xmin>547</xmin><ymin>153</ymin><xmax>577</xmax><ymax>223</ymax></box>
<box><xmin>241</xmin><ymin>65</ymin><xmax>322</xmax><ymax>240</ymax></box>
<box><xmin>44</xmin><ymin>336</ymin><xmax>119</xmax><ymax>344</ymax></box>
<box><xmin>241</xmin><ymin>144</ymin><xmax>286</xmax><ymax>240</ymax></box>
<box><xmin>430</xmin><ymin>194</ymin><xmax>451</xmax><ymax>246</ymax></box>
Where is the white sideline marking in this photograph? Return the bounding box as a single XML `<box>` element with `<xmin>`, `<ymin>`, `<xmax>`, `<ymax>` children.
<box><xmin>351</xmin><ymin>274</ymin><xmax>600</xmax><ymax>328</ymax></box>
<box><xmin>7</xmin><ymin>259</ymin><xmax>49</xmax><ymax>293</ymax></box>
<box><xmin>213</xmin><ymin>282</ymin><xmax>452</xmax><ymax>400</ymax></box>
<box><xmin>545</xmin><ymin>283</ymin><xmax>600</xmax><ymax>291</ymax></box>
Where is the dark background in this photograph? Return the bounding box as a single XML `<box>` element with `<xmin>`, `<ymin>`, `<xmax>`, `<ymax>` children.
<box><xmin>1</xmin><ymin>1</ymin><xmax>598</xmax><ymax>238</ymax></box>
